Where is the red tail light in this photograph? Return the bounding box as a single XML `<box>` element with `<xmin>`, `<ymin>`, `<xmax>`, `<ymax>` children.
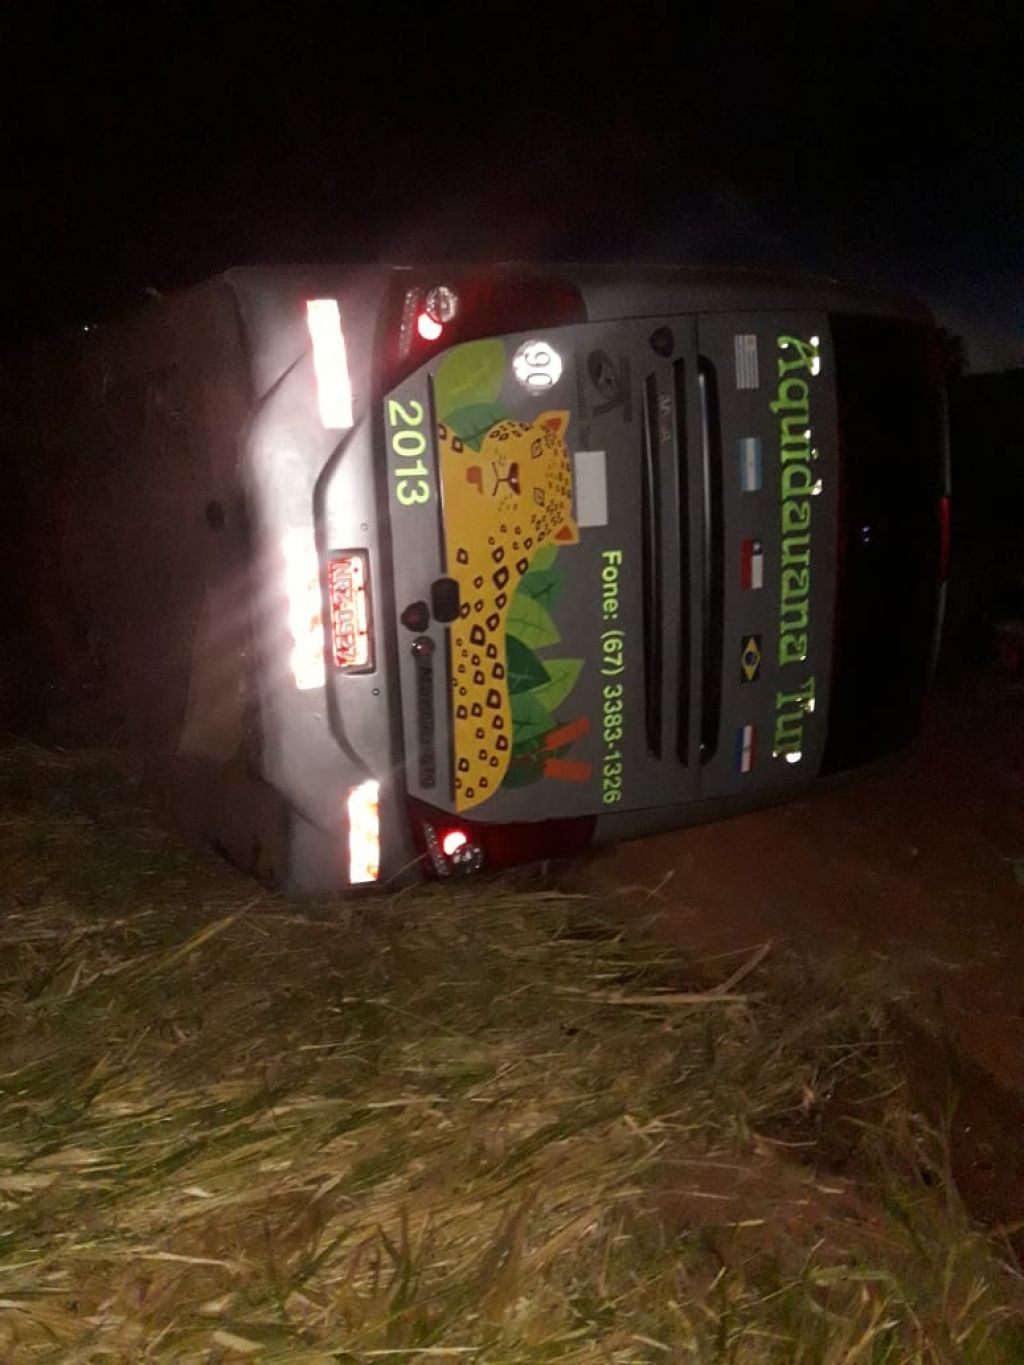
<box><xmin>409</xmin><ymin>798</ymin><xmax>596</xmax><ymax>877</ymax></box>
<box><xmin>441</xmin><ymin>829</ymin><xmax>469</xmax><ymax>857</ymax></box>
<box><xmin>419</xmin><ymin>819</ymin><xmax>482</xmax><ymax>876</ymax></box>
<box><xmin>387</xmin><ymin>273</ymin><xmax>587</xmax><ymax>388</ymax></box>
<box><xmin>416</xmin><ymin>311</ymin><xmax>444</xmax><ymax>342</ymax></box>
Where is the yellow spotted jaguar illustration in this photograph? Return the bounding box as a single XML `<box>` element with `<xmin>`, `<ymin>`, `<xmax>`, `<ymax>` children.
<box><xmin>439</xmin><ymin>411</ymin><xmax>579</xmax><ymax>811</ymax></box>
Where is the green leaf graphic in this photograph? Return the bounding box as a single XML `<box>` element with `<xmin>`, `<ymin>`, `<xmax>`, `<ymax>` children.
<box><xmin>506</xmin><ymin>636</ymin><xmax>550</xmax><ymax>694</ymax></box>
<box><xmin>510</xmin><ymin>733</ymin><xmax>544</xmax><ymax>759</ymax></box>
<box><xmin>509</xmin><ymin>691</ymin><xmax>555</xmax><ymax>748</ymax></box>
<box><xmin>506</xmin><ymin>593</ymin><xmax>560</xmax><ymax>650</ymax></box>
<box><xmin>445</xmin><ymin>402</ymin><xmax>506</xmax><ymax>451</ymax></box>
<box><xmin>518</xmin><ymin>568</ymin><xmax>563</xmax><ymax>613</ymax></box>
<box><xmin>529</xmin><ymin>544</ymin><xmax>560</xmax><ymax>572</ymax></box>
<box><xmin>434</xmin><ymin>340</ymin><xmax>505</xmax><ymax>422</ymax></box>
<box><xmin>500</xmin><ymin>754</ymin><xmax>544</xmax><ymax>789</ymax></box>
<box><xmin>527</xmin><ymin>658</ymin><xmax>583</xmax><ymax>714</ymax></box>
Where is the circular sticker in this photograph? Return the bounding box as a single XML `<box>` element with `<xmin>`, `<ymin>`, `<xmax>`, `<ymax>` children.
<box><xmin>512</xmin><ymin>338</ymin><xmax>563</xmax><ymax>393</ymax></box>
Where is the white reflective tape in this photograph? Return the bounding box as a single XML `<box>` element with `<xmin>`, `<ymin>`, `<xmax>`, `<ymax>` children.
<box><xmin>306</xmin><ymin>299</ymin><xmax>354</xmax><ymax>430</ymax></box>
<box><xmin>347</xmin><ymin>779</ymin><xmax>380</xmax><ymax>884</ymax></box>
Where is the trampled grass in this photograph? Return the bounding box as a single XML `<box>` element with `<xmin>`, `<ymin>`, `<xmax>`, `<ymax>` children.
<box><xmin>0</xmin><ymin>741</ymin><xmax>1021</xmax><ymax>1361</ymax></box>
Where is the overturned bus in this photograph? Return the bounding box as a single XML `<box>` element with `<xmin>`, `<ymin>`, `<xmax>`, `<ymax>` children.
<box><xmin>10</xmin><ymin>264</ymin><xmax>950</xmax><ymax>892</ymax></box>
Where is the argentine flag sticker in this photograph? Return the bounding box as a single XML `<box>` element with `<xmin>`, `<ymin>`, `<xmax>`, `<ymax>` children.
<box><xmin>739</xmin><ymin>436</ymin><xmax>762</xmax><ymax>492</ymax></box>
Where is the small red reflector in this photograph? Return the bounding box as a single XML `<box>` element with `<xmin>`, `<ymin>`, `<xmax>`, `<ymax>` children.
<box><xmin>441</xmin><ymin>829</ymin><xmax>468</xmax><ymax>857</ymax></box>
<box><xmin>416</xmin><ymin>312</ymin><xmax>443</xmax><ymax>342</ymax></box>
<box><xmin>328</xmin><ymin>553</ymin><xmax>372</xmax><ymax>670</ymax></box>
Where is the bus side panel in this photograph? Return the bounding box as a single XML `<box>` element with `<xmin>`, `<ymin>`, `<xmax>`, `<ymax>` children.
<box><xmin>20</xmin><ymin>283</ymin><xmax>243</xmax><ymax>746</ymax></box>
<box><xmin>16</xmin><ymin>281</ymin><xmax>291</xmax><ymax>878</ymax></box>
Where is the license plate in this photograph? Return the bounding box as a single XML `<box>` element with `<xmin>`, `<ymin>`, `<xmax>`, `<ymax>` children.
<box><xmin>327</xmin><ymin>553</ymin><xmax>372</xmax><ymax>670</ymax></box>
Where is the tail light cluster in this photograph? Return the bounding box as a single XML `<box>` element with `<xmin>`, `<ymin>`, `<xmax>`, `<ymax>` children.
<box><xmin>387</xmin><ymin>274</ymin><xmax>587</xmax><ymax>388</ymax></box>
<box><xmin>421</xmin><ymin>820</ymin><xmax>484</xmax><ymax>877</ymax></box>
<box><xmin>410</xmin><ymin>799</ymin><xmax>597</xmax><ymax>879</ymax></box>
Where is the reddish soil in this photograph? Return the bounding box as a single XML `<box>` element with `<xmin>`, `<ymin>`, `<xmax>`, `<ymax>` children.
<box><xmin>575</xmin><ymin>673</ymin><xmax>1024</xmax><ymax>1248</ymax></box>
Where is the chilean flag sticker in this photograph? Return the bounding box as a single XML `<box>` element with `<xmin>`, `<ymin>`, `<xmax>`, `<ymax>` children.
<box><xmin>736</xmin><ymin>724</ymin><xmax>756</xmax><ymax>773</ymax></box>
<box><xmin>740</xmin><ymin>537</ymin><xmax>765</xmax><ymax>590</ymax></box>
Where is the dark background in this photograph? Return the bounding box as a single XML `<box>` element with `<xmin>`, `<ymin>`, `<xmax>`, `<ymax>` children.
<box><xmin>1</xmin><ymin>4</ymin><xmax>1020</xmax><ymax>369</ymax></box>
<box><xmin>0</xmin><ymin>1</ymin><xmax>1021</xmax><ymax>701</ymax></box>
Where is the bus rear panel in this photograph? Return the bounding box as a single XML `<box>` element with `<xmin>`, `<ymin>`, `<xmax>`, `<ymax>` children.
<box><xmin>15</xmin><ymin>265</ymin><xmax>948</xmax><ymax>893</ymax></box>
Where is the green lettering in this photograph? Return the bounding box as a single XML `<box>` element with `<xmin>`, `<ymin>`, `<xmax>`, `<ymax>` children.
<box><xmin>776</xmin><ymin>675</ymin><xmax>815</xmax><ymax>712</ymax></box>
<box><xmin>774</xmin><ymin>340</ymin><xmax>819</xmax><ymax>678</ymax></box>
<box><xmin>773</xmin><ymin>709</ymin><xmax>805</xmax><ymax>750</ymax></box>
<box><xmin>780</xmin><ymin>441</ymin><xmax>811</xmax><ymax>464</ymax></box>
<box><xmin>782</xmin><ymin>500</ymin><xmax>811</xmax><ymax>533</ymax></box>
<box><xmin>782</xmin><ymin>464</ymin><xmax>815</xmax><ymax>498</ymax></box>
<box><xmin>781</xmin><ymin>535</ymin><xmax>810</xmax><ymax>568</ymax></box>
<box><xmin>780</xmin><ymin>414</ymin><xmax>809</xmax><ymax>446</ymax></box>
<box><xmin>777</xmin><ymin>335</ymin><xmax>821</xmax><ymax>377</ymax></box>
<box><xmin>769</xmin><ymin>378</ymin><xmax>809</xmax><ymax>414</ymax></box>
<box><xmin>780</xmin><ymin>631</ymin><xmax>808</xmax><ymax>664</ymax></box>
<box><xmin>782</xmin><ymin>567</ymin><xmax>810</xmax><ymax>600</ymax></box>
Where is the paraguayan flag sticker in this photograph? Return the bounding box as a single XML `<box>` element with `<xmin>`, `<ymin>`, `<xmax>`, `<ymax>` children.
<box><xmin>736</xmin><ymin>724</ymin><xmax>756</xmax><ymax>773</ymax></box>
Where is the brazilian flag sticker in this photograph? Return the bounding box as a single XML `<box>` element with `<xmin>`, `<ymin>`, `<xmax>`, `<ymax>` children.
<box><xmin>740</xmin><ymin>635</ymin><xmax>762</xmax><ymax>684</ymax></box>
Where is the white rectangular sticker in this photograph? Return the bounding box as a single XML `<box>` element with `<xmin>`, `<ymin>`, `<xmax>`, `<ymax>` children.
<box><xmin>573</xmin><ymin>450</ymin><xmax>608</xmax><ymax>528</ymax></box>
<box><xmin>734</xmin><ymin>333</ymin><xmax>760</xmax><ymax>390</ymax></box>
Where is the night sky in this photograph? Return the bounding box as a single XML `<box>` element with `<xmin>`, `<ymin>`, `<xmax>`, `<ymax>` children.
<box><xmin>2</xmin><ymin>5</ymin><xmax>1021</xmax><ymax>369</ymax></box>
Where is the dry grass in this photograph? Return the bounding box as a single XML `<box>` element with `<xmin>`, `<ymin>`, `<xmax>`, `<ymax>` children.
<box><xmin>0</xmin><ymin>741</ymin><xmax>1021</xmax><ymax>1362</ymax></box>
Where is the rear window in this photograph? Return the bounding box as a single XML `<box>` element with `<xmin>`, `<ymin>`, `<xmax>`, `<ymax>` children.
<box><xmin>822</xmin><ymin>315</ymin><xmax>946</xmax><ymax>774</ymax></box>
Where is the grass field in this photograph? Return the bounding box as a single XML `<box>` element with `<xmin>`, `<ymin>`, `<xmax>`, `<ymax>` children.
<box><xmin>0</xmin><ymin>741</ymin><xmax>1021</xmax><ymax>1362</ymax></box>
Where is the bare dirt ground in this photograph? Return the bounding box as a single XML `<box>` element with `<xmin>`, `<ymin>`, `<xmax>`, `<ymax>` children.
<box><xmin>575</xmin><ymin>671</ymin><xmax>1024</xmax><ymax>1249</ymax></box>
